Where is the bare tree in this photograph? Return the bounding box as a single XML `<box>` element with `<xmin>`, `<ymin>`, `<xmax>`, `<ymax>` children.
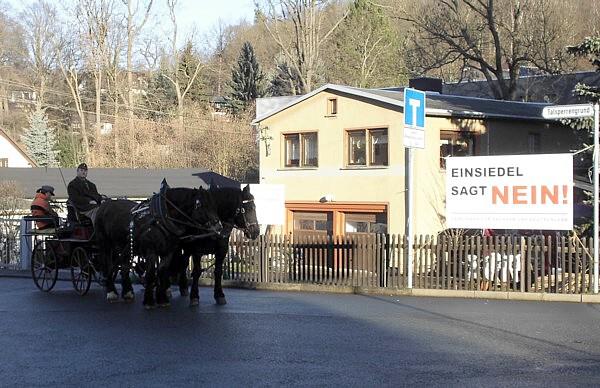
<box><xmin>122</xmin><ymin>0</ymin><xmax>153</xmax><ymax>128</ymax></box>
<box><xmin>76</xmin><ymin>0</ymin><xmax>117</xmax><ymax>138</ymax></box>
<box><xmin>399</xmin><ymin>0</ymin><xmax>580</xmax><ymax>100</ymax></box>
<box><xmin>21</xmin><ymin>0</ymin><xmax>58</xmax><ymax>105</ymax></box>
<box><xmin>162</xmin><ymin>0</ymin><xmax>203</xmax><ymax>130</ymax></box>
<box><xmin>256</xmin><ymin>0</ymin><xmax>349</xmax><ymax>93</ymax></box>
<box><xmin>55</xmin><ymin>26</ymin><xmax>89</xmax><ymax>158</ymax></box>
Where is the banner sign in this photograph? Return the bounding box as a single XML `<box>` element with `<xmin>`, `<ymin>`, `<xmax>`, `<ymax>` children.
<box><xmin>248</xmin><ymin>184</ymin><xmax>285</xmax><ymax>225</ymax></box>
<box><xmin>446</xmin><ymin>154</ymin><xmax>573</xmax><ymax>230</ymax></box>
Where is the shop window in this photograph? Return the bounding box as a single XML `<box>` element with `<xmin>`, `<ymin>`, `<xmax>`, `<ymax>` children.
<box><xmin>284</xmin><ymin>132</ymin><xmax>318</xmax><ymax>167</ymax></box>
<box><xmin>346</xmin><ymin>128</ymin><xmax>388</xmax><ymax>167</ymax></box>
<box><xmin>440</xmin><ymin>131</ymin><xmax>475</xmax><ymax>169</ymax></box>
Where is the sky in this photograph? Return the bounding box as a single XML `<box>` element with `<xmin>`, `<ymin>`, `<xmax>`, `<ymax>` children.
<box><xmin>6</xmin><ymin>0</ymin><xmax>257</xmax><ymax>40</ymax></box>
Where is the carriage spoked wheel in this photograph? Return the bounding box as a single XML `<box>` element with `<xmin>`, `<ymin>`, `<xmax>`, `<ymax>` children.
<box><xmin>31</xmin><ymin>240</ymin><xmax>59</xmax><ymax>292</ymax></box>
<box><xmin>70</xmin><ymin>247</ymin><xmax>93</xmax><ymax>296</ymax></box>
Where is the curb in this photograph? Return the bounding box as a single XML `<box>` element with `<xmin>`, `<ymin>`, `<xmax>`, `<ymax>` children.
<box><xmin>4</xmin><ymin>270</ymin><xmax>600</xmax><ymax>303</ymax></box>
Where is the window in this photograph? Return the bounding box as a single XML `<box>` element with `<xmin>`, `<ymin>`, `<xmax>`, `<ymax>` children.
<box><xmin>345</xmin><ymin>213</ymin><xmax>388</xmax><ymax>234</ymax></box>
<box><xmin>440</xmin><ymin>131</ymin><xmax>475</xmax><ymax>169</ymax></box>
<box><xmin>346</xmin><ymin>128</ymin><xmax>388</xmax><ymax>167</ymax></box>
<box><xmin>293</xmin><ymin>212</ymin><xmax>332</xmax><ymax>235</ymax></box>
<box><xmin>528</xmin><ymin>133</ymin><xmax>541</xmax><ymax>153</ymax></box>
<box><xmin>327</xmin><ymin>98</ymin><xmax>337</xmax><ymax>115</ymax></box>
<box><xmin>0</xmin><ymin>158</ymin><xmax>7</xmax><ymax>168</ymax></box>
<box><xmin>284</xmin><ymin>132</ymin><xmax>318</xmax><ymax>167</ymax></box>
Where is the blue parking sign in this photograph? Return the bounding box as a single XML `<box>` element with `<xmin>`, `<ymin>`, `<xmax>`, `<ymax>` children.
<box><xmin>404</xmin><ymin>88</ymin><xmax>426</xmax><ymax>129</ymax></box>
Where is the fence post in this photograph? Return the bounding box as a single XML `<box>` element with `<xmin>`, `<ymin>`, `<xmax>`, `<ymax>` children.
<box><xmin>20</xmin><ymin>219</ymin><xmax>31</xmax><ymax>270</ymax></box>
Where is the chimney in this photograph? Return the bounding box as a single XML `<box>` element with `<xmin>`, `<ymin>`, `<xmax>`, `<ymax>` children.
<box><xmin>409</xmin><ymin>77</ymin><xmax>443</xmax><ymax>93</ymax></box>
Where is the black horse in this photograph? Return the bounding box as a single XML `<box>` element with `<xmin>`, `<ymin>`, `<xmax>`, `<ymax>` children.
<box><xmin>94</xmin><ymin>183</ymin><xmax>222</xmax><ymax>308</ymax></box>
<box><xmin>170</xmin><ymin>185</ymin><xmax>260</xmax><ymax>305</ymax></box>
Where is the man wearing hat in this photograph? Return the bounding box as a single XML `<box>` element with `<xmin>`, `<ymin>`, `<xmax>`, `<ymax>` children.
<box><xmin>30</xmin><ymin>185</ymin><xmax>58</xmax><ymax>230</ymax></box>
<box><xmin>67</xmin><ymin>163</ymin><xmax>104</xmax><ymax>224</ymax></box>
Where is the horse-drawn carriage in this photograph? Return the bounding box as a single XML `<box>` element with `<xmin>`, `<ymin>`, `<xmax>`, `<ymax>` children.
<box><xmin>24</xmin><ymin>206</ymin><xmax>100</xmax><ymax>296</ymax></box>
<box><xmin>23</xmin><ymin>181</ymin><xmax>260</xmax><ymax>309</ymax></box>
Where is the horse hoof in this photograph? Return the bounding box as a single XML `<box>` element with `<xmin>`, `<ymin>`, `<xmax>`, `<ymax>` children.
<box><xmin>123</xmin><ymin>291</ymin><xmax>135</xmax><ymax>301</ymax></box>
<box><xmin>215</xmin><ymin>297</ymin><xmax>227</xmax><ymax>305</ymax></box>
<box><xmin>190</xmin><ymin>298</ymin><xmax>199</xmax><ymax>307</ymax></box>
<box><xmin>143</xmin><ymin>304</ymin><xmax>156</xmax><ymax>310</ymax></box>
<box><xmin>107</xmin><ymin>291</ymin><xmax>119</xmax><ymax>303</ymax></box>
<box><xmin>158</xmin><ymin>301</ymin><xmax>170</xmax><ymax>308</ymax></box>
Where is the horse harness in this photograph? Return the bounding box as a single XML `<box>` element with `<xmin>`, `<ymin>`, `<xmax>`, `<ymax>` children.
<box><xmin>129</xmin><ymin>186</ymin><xmax>217</xmax><ymax>243</ymax></box>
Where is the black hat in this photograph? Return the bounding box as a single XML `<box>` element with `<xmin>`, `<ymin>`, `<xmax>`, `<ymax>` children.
<box><xmin>77</xmin><ymin>163</ymin><xmax>88</xmax><ymax>170</ymax></box>
<box><xmin>37</xmin><ymin>185</ymin><xmax>55</xmax><ymax>195</ymax></box>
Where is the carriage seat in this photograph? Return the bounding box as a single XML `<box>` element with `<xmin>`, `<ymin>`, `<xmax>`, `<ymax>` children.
<box><xmin>66</xmin><ymin>200</ymin><xmax>93</xmax><ymax>227</ymax></box>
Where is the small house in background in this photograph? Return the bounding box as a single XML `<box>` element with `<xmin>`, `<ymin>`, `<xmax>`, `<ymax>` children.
<box><xmin>253</xmin><ymin>83</ymin><xmax>578</xmax><ymax>237</ymax></box>
<box><xmin>0</xmin><ymin>127</ymin><xmax>36</xmax><ymax>168</ymax></box>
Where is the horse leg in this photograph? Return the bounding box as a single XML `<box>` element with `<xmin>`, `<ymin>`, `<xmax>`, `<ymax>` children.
<box><xmin>156</xmin><ymin>253</ymin><xmax>172</xmax><ymax>307</ymax></box>
<box><xmin>213</xmin><ymin>245</ymin><xmax>227</xmax><ymax>305</ymax></box>
<box><xmin>189</xmin><ymin>253</ymin><xmax>202</xmax><ymax>306</ymax></box>
<box><xmin>121</xmin><ymin>267</ymin><xmax>135</xmax><ymax>301</ymax></box>
<box><xmin>143</xmin><ymin>255</ymin><xmax>157</xmax><ymax>309</ymax></box>
<box><xmin>178</xmin><ymin>252</ymin><xmax>190</xmax><ymax>297</ymax></box>
<box><xmin>105</xmin><ymin>248</ymin><xmax>119</xmax><ymax>303</ymax></box>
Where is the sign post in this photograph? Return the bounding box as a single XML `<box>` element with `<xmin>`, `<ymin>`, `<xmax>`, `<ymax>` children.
<box><xmin>404</xmin><ymin>88</ymin><xmax>426</xmax><ymax>289</ymax></box>
<box><xmin>542</xmin><ymin>103</ymin><xmax>597</xmax><ymax>294</ymax></box>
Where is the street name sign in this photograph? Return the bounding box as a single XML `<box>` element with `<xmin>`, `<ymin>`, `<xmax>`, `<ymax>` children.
<box><xmin>542</xmin><ymin>104</ymin><xmax>594</xmax><ymax>119</ymax></box>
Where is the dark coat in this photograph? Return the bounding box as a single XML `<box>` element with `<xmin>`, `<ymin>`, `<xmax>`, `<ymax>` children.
<box><xmin>67</xmin><ymin>177</ymin><xmax>102</xmax><ymax>212</ymax></box>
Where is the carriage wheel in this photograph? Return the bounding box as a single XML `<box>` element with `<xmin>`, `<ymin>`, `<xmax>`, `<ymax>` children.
<box><xmin>70</xmin><ymin>247</ymin><xmax>93</xmax><ymax>296</ymax></box>
<box><xmin>31</xmin><ymin>240</ymin><xmax>58</xmax><ymax>292</ymax></box>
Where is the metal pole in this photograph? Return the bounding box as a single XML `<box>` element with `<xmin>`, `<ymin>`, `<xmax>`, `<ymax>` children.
<box><xmin>407</xmin><ymin>148</ymin><xmax>414</xmax><ymax>289</ymax></box>
<box><xmin>594</xmin><ymin>103</ymin><xmax>599</xmax><ymax>294</ymax></box>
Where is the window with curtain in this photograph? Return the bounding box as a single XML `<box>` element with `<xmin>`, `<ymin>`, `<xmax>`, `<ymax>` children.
<box><xmin>284</xmin><ymin>132</ymin><xmax>318</xmax><ymax>167</ymax></box>
<box><xmin>346</xmin><ymin>128</ymin><xmax>388</xmax><ymax>166</ymax></box>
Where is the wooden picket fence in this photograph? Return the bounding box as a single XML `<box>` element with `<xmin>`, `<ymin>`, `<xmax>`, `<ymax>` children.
<box><xmin>193</xmin><ymin>233</ymin><xmax>598</xmax><ymax>294</ymax></box>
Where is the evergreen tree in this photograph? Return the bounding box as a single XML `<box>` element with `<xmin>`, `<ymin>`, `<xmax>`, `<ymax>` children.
<box><xmin>326</xmin><ymin>0</ymin><xmax>404</xmax><ymax>88</ymax></box>
<box><xmin>568</xmin><ymin>37</ymin><xmax>600</xmax><ymax>104</ymax></box>
<box><xmin>21</xmin><ymin>105</ymin><xmax>59</xmax><ymax>167</ymax></box>
<box><xmin>177</xmin><ymin>41</ymin><xmax>205</xmax><ymax>103</ymax></box>
<box><xmin>230</xmin><ymin>42</ymin><xmax>264</xmax><ymax>110</ymax></box>
<box><xmin>566</xmin><ymin>37</ymin><xmax>600</xmax><ymax>236</ymax></box>
<box><xmin>268</xmin><ymin>59</ymin><xmax>304</xmax><ymax>97</ymax></box>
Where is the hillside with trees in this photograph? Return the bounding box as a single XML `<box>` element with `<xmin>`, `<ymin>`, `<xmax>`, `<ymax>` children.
<box><xmin>0</xmin><ymin>0</ymin><xmax>597</xmax><ymax>180</ymax></box>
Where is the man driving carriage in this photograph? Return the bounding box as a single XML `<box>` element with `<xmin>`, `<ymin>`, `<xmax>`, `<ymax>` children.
<box><xmin>30</xmin><ymin>185</ymin><xmax>59</xmax><ymax>230</ymax></box>
<box><xmin>67</xmin><ymin>163</ymin><xmax>105</xmax><ymax>225</ymax></box>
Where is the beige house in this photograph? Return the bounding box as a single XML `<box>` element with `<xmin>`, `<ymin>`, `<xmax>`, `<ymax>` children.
<box><xmin>253</xmin><ymin>84</ymin><xmax>577</xmax><ymax>237</ymax></box>
<box><xmin>0</xmin><ymin>127</ymin><xmax>36</xmax><ymax>168</ymax></box>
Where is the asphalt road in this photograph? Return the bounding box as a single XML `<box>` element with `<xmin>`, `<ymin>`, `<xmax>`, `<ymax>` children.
<box><xmin>1</xmin><ymin>277</ymin><xmax>599</xmax><ymax>387</ymax></box>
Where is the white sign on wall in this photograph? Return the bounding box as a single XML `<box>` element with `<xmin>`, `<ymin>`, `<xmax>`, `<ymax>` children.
<box><xmin>248</xmin><ymin>184</ymin><xmax>285</xmax><ymax>225</ymax></box>
<box><xmin>446</xmin><ymin>154</ymin><xmax>573</xmax><ymax>230</ymax></box>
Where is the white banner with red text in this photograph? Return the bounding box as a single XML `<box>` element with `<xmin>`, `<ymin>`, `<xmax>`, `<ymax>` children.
<box><xmin>445</xmin><ymin>154</ymin><xmax>573</xmax><ymax>230</ymax></box>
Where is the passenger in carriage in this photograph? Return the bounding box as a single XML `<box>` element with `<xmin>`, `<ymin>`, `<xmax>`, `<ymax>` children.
<box><xmin>30</xmin><ymin>185</ymin><xmax>59</xmax><ymax>230</ymax></box>
<box><xmin>67</xmin><ymin>163</ymin><xmax>105</xmax><ymax>225</ymax></box>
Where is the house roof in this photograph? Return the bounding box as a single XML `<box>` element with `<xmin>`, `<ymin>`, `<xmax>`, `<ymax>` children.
<box><xmin>0</xmin><ymin>168</ymin><xmax>241</xmax><ymax>199</ymax></box>
<box><xmin>253</xmin><ymin>84</ymin><xmax>552</xmax><ymax>124</ymax></box>
<box><xmin>0</xmin><ymin>127</ymin><xmax>37</xmax><ymax>167</ymax></box>
<box><xmin>444</xmin><ymin>71</ymin><xmax>600</xmax><ymax>104</ymax></box>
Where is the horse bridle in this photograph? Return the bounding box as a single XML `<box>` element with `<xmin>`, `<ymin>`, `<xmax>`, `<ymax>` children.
<box><xmin>153</xmin><ymin>191</ymin><xmax>219</xmax><ymax>238</ymax></box>
<box><xmin>233</xmin><ymin>198</ymin><xmax>258</xmax><ymax>232</ymax></box>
